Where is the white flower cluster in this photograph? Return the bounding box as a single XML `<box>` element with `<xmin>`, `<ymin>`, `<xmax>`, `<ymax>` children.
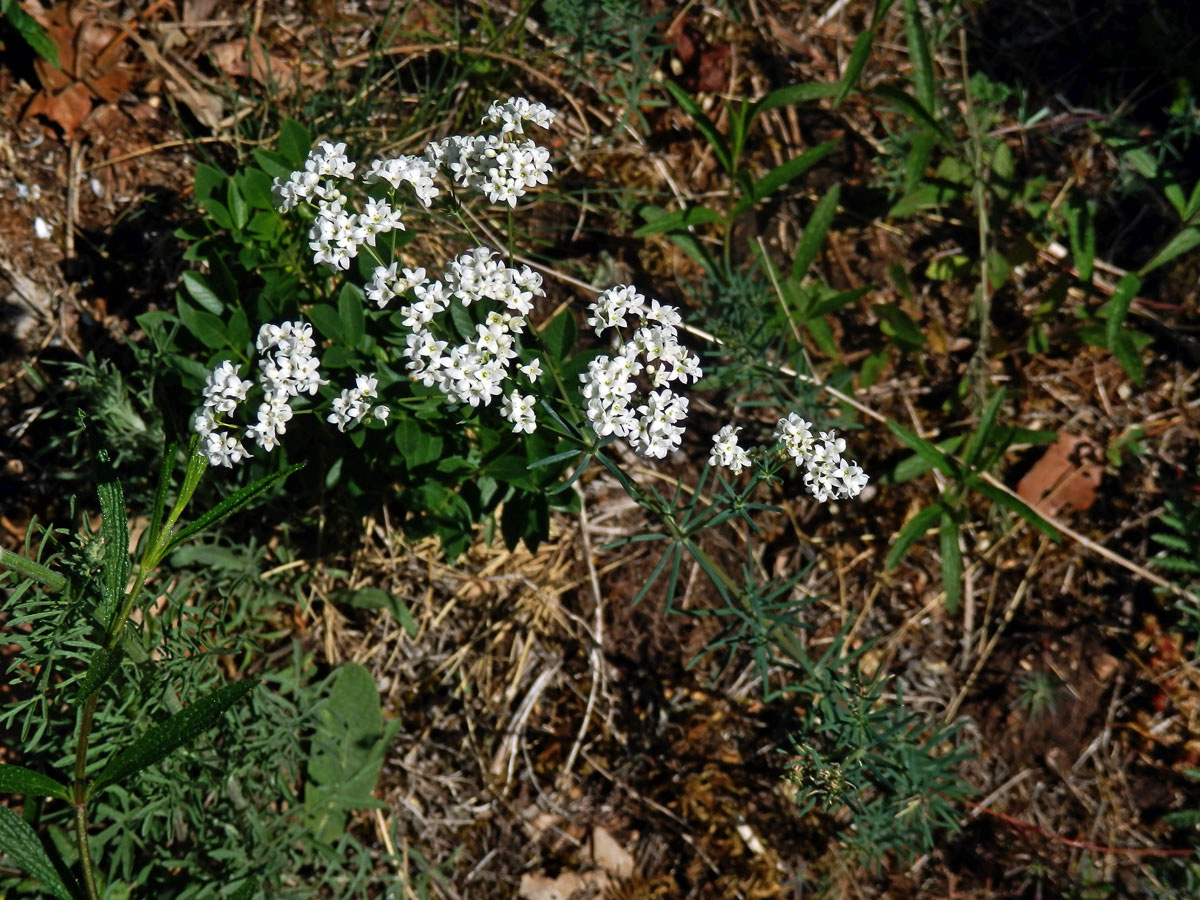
<box><xmin>270</xmin><ymin>97</ymin><xmax>556</xmax><ymax>272</ymax></box>
<box><xmin>328</xmin><ymin>375</ymin><xmax>389</xmax><ymax>432</ymax></box>
<box><xmin>425</xmin><ymin>97</ymin><xmax>555</xmax><ymax>207</ymax></box>
<box><xmin>774</xmin><ymin>413</ymin><xmax>869</xmax><ymax>501</ymax></box>
<box><xmin>709</xmin><ymin>425</ymin><xmax>751</xmax><ymax>472</ymax></box>
<box><xmin>395</xmin><ymin>247</ymin><xmax>546</xmax><ymax>434</ymax></box>
<box><xmin>193</xmin><ymin>320</ymin><xmax>386</xmax><ymax>467</ymax></box>
<box><xmin>580</xmin><ymin>285</ymin><xmax>702</xmax><ymax>459</ymax></box>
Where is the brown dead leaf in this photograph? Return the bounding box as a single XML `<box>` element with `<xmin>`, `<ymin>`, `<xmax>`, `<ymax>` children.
<box><xmin>210</xmin><ymin>39</ymin><xmax>301</xmax><ymax>94</ymax></box>
<box><xmin>1016</xmin><ymin>433</ymin><xmax>1103</xmax><ymax>516</ymax></box>
<box><xmin>519</xmin><ymin>870</ymin><xmax>609</xmax><ymax>900</ymax></box>
<box><xmin>590</xmin><ymin>827</ymin><xmax>635</xmax><ymax>879</ymax></box>
<box><xmin>24</xmin><ymin>82</ymin><xmax>92</xmax><ymax>137</ymax></box>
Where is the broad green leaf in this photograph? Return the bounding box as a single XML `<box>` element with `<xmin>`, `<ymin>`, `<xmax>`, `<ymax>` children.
<box><xmin>961</xmin><ymin>388</ymin><xmax>1006</xmax><ymax>469</ymax></box>
<box><xmin>75</xmin><ymin>647</ymin><xmax>124</xmax><ymax>707</ymax></box>
<box><xmin>338</xmin><ymin>283</ymin><xmax>366</xmax><ymax>348</ymax></box>
<box><xmin>885</xmin><ymin>504</ymin><xmax>943</xmax><ymax>570</ymax></box>
<box><xmin>307</xmin><ymin>303</ymin><xmax>344</xmax><ymax>345</ymax></box>
<box><xmin>394</xmin><ymin>418</ymin><xmax>443</xmax><ymax>469</ymax></box>
<box><xmin>1141</xmin><ymin>225</ymin><xmax>1200</xmax><ymax>275</ymax></box>
<box><xmin>193</xmin><ymin>163</ymin><xmax>227</xmax><ymax>205</ymax></box>
<box><xmin>176</xmin><ymin>298</ymin><xmax>229</xmax><ymax>350</ymax></box>
<box><xmin>1062</xmin><ymin>193</ymin><xmax>1096</xmax><ymax>282</ymax></box>
<box><xmin>277</xmin><ymin>118</ymin><xmax>311</xmax><ymax>166</ymax></box>
<box><xmin>0</xmin><ymin>764</ymin><xmax>70</xmax><ymax>801</ymax></box>
<box><xmin>663</xmin><ymin>80</ymin><xmax>731</xmax><ymax>174</ymax></box>
<box><xmin>181</xmin><ymin>270</ymin><xmax>224</xmax><ymax>315</ymax></box>
<box><xmin>903</xmin><ymin>0</ymin><xmax>936</xmax><ymax>112</ymax></box>
<box><xmin>541</xmin><ymin>308</ymin><xmax>577</xmax><ymax>363</ymax></box>
<box><xmin>92</xmin><ymin>679</ymin><xmax>258</xmax><ymax>792</ymax></box>
<box><xmin>888</xmin><ymin>179</ymin><xmax>964</xmax><ymax>218</ymax></box>
<box><xmin>97</xmin><ymin>454</ymin><xmax>130</xmax><ymax>631</ymax></box>
<box><xmin>252</xmin><ymin>148</ymin><xmax>292</xmax><ymax>179</ymax></box>
<box><xmin>304</xmin><ymin>664</ymin><xmax>395</xmax><ymax>843</ymax></box>
<box><xmin>732</xmin><ymin>141</ymin><xmax>839</xmax><ymax>219</ymax></box>
<box><xmin>0</xmin><ymin>805</ymin><xmax>73</xmax><ymax>900</ymax></box>
<box><xmin>634</xmin><ymin>205</ymin><xmax>722</xmax><ymax>237</ymax></box>
<box><xmin>0</xmin><ymin>547</ymin><xmax>66</xmax><ymax>592</ymax></box>
<box><xmin>886</xmin><ymin>420</ymin><xmax>956</xmax><ymax>478</ymax></box>
<box><xmin>969</xmin><ymin>481</ymin><xmax>1059</xmax><ymax>540</ymax></box>
<box><xmin>237</xmin><ymin>167</ymin><xmax>275</xmax><ymax>210</ymax></box>
<box><xmin>939</xmin><ymin>514</ymin><xmax>963</xmax><ymax>614</ymax></box>
<box><xmin>873</xmin><ymin>303</ymin><xmax>926</xmax><ymax>349</ymax></box>
<box><xmin>792</xmin><ymin>183</ymin><xmax>841</xmax><ymax>280</ymax></box>
<box><xmin>164</xmin><ymin>463</ymin><xmax>304</xmax><ymax>554</ymax></box>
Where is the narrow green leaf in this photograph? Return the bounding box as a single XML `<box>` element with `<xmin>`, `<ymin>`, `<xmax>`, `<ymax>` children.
<box><xmin>939</xmin><ymin>514</ymin><xmax>963</xmax><ymax>614</ymax></box>
<box><xmin>1062</xmin><ymin>193</ymin><xmax>1096</xmax><ymax>282</ymax></box>
<box><xmin>886</xmin><ymin>420</ymin><xmax>957</xmax><ymax>478</ymax></box>
<box><xmin>1104</xmin><ymin>272</ymin><xmax>1141</xmax><ymax>352</ymax></box>
<box><xmin>903</xmin><ymin>0</ymin><xmax>936</xmax><ymax>112</ymax></box>
<box><xmin>528</xmin><ymin>448</ymin><xmax>583</xmax><ymax>469</ymax></box>
<box><xmin>874</xmin><ymin>303</ymin><xmax>927</xmax><ymax>349</ymax></box>
<box><xmin>961</xmin><ymin>388</ymin><xmax>1006</xmax><ymax>469</ymax></box>
<box><xmin>835</xmin><ymin>29</ymin><xmax>877</xmax><ymax>106</ymax></box>
<box><xmin>333</xmin><ymin>588</ymin><xmax>419</xmax><ymax>638</ymax></box>
<box><xmin>0</xmin><ymin>547</ymin><xmax>67</xmax><ymax>592</ymax></box>
<box><xmin>92</xmin><ymin>679</ymin><xmax>258</xmax><ymax>792</ymax></box>
<box><xmin>891</xmin><ymin>434</ymin><xmax>966</xmax><ymax>483</ymax></box>
<box><xmin>792</xmin><ymin>183</ymin><xmax>841</xmax><ymax>280</ymax></box>
<box><xmin>1111</xmin><ymin>332</ymin><xmax>1145</xmax><ymax>385</ymax></box>
<box><xmin>75</xmin><ymin>647</ymin><xmax>125</xmax><ymax>707</ymax></box>
<box><xmin>2</xmin><ymin>0</ymin><xmax>60</xmax><ymax>67</ymax></box>
<box><xmin>97</xmin><ymin>455</ymin><xmax>130</xmax><ymax>631</ymax></box>
<box><xmin>1141</xmin><ymin>225</ymin><xmax>1200</xmax><ymax>275</ymax></box>
<box><xmin>732</xmin><ymin>141</ymin><xmax>838</xmax><ymax>220</ymax></box>
<box><xmin>634</xmin><ymin>205</ymin><xmax>722</xmax><ymax>238</ymax></box>
<box><xmin>0</xmin><ymin>806</ymin><xmax>73</xmax><ymax>900</ymax></box>
<box><xmin>664</xmin><ymin>80</ymin><xmax>732</xmax><ymax>174</ymax></box>
<box><xmin>227</xmin><ymin>180</ymin><xmax>249</xmax><ymax>230</ymax></box>
<box><xmin>885</xmin><ymin>504</ymin><xmax>943</xmax><ymax>570</ymax></box>
<box><xmin>143</xmin><ymin>442</ymin><xmax>177</xmax><ymax>559</ymax></box>
<box><xmin>0</xmin><ymin>764</ymin><xmax>70</xmax><ymax>801</ymax></box>
<box><xmin>873</xmin><ymin>84</ymin><xmax>953</xmax><ymax>145</ymax></box>
<box><xmin>750</xmin><ymin>82</ymin><xmax>839</xmax><ymax>119</ymax></box>
<box><xmin>809</xmin><ymin>284</ymin><xmax>871</xmax><ymax>318</ymax></box>
<box><xmin>969</xmin><ymin>481</ymin><xmax>1060</xmax><ymax>540</ymax></box>
<box><xmin>164</xmin><ymin>463</ymin><xmax>304</xmax><ymax>554</ymax></box>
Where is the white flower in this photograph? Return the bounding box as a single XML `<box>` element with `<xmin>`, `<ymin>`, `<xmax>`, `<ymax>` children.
<box><xmin>518</xmin><ymin>358</ymin><xmax>543</xmax><ymax>382</ymax></box>
<box><xmin>710</xmin><ymin>425</ymin><xmax>751</xmax><ymax>472</ymax></box>
<box><xmin>774</xmin><ymin>415</ymin><xmax>868</xmax><ymax>502</ymax></box>
<box><xmin>500</xmin><ymin>390</ymin><xmax>537</xmax><ymax>433</ymax></box>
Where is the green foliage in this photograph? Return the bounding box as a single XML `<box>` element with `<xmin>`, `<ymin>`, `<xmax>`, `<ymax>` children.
<box><xmin>781</xmin><ymin>636</ymin><xmax>971</xmax><ymax>867</ymax></box>
<box><xmin>0</xmin><ymin>0</ymin><xmax>59</xmax><ymax>67</ymax></box>
<box><xmin>303</xmin><ymin>663</ymin><xmax>401</xmax><ymax>843</ymax></box>
<box><xmin>884</xmin><ymin>388</ymin><xmax>1059</xmax><ymax>612</ymax></box>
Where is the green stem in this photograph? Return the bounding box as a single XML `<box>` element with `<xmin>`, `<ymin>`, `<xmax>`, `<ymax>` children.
<box><xmin>73</xmin><ymin>801</ymin><xmax>99</xmax><ymax>900</ymax></box>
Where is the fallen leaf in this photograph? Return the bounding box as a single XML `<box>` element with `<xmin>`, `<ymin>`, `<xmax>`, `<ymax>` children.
<box><xmin>590</xmin><ymin>826</ymin><xmax>635</xmax><ymax>879</ymax></box>
<box><xmin>1016</xmin><ymin>433</ymin><xmax>1102</xmax><ymax>515</ymax></box>
<box><xmin>518</xmin><ymin>870</ymin><xmax>609</xmax><ymax>900</ymax></box>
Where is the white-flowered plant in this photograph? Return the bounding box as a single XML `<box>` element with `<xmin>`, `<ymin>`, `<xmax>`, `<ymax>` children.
<box><xmin>192</xmin><ymin>95</ymin><xmax>869</xmax><ymax>503</ymax></box>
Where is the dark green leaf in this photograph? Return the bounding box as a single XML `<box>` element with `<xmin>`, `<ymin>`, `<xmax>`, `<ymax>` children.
<box><xmin>0</xmin><ymin>764</ymin><xmax>70</xmax><ymax>801</ymax></box>
<box><xmin>834</xmin><ymin>29</ymin><xmax>877</xmax><ymax>106</ymax></box>
<box><xmin>750</xmin><ymin>82</ymin><xmax>839</xmax><ymax>118</ymax></box>
<box><xmin>1111</xmin><ymin>332</ymin><xmax>1144</xmax><ymax>385</ymax></box>
<box><xmin>75</xmin><ymin>647</ymin><xmax>124</xmax><ymax>707</ymax></box>
<box><xmin>885</xmin><ymin>504</ymin><xmax>942</xmax><ymax>570</ymax></box>
<box><xmin>1105</xmin><ymin>271</ymin><xmax>1141</xmax><ymax>359</ymax></box>
<box><xmin>227</xmin><ymin>180</ymin><xmax>248</xmax><ymax>230</ymax></box>
<box><xmin>873</xmin><ymin>303</ymin><xmax>926</xmax><ymax>349</ymax></box>
<box><xmin>338</xmin><ymin>283</ymin><xmax>366</xmax><ymax>348</ymax></box>
<box><xmin>903</xmin><ymin>0</ymin><xmax>936</xmax><ymax>112</ymax></box>
<box><xmin>541</xmin><ymin>308</ymin><xmax>577</xmax><ymax>363</ymax></box>
<box><xmin>0</xmin><ymin>547</ymin><xmax>67</xmax><ymax>592</ymax></box>
<box><xmin>237</xmin><ymin>167</ymin><xmax>276</xmax><ymax>210</ymax></box>
<box><xmin>939</xmin><ymin>514</ymin><xmax>963</xmax><ymax>614</ymax></box>
<box><xmin>873</xmin><ymin>84</ymin><xmax>953</xmax><ymax>145</ymax></box>
<box><xmin>164</xmin><ymin>463</ymin><xmax>304</xmax><ymax>554</ymax></box>
<box><xmin>194</xmin><ymin>163</ymin><xmax>226</xmax><ymax>205</ymax></box>
<box><xmin>333</xmin><ymin>588</ymin><xmax>418</xmax><ymax>638</ymax></box>
<box><xmin>1062</xmin><ymin>193</ymin><xmax>1096</xmax><ymax>283</ymax></box>
<box><xmin>886</xmin><ymin>420</ymin><xmax>957</xmax><ymax>478</ymax></box>
<box><xmin>307</xmin><ymin>303</ymin><xmax>344</xmax><ymax>345</ymax></box>
<box><xmin>97</xmin><ymin>455</ymin><xmax>130</xmax><ymax>631</ymax></box>
<box><xmin>144</xmin><ymin>441</ymin><xmax>177</xmax><ymax>557</ymax></box>
<box><xmin>792</xmin><ymin>183</ymin><xmax>841</xmax><ymax>280</ymax></box>
<box><xmin>394</xmin><ymin>418</ymin><xmax>443</xmax><ymax>469</ymax></box>
<box><xmin>92</xmin><ymin>679</ymin><xmax>258</xmax><ymax>792</ymax></box>
<box><xmin>890</xmin><ymin>434</ymin><xmax>966</xmax><ymax>483</ymax></box>
<box><xmin>176</xmin><ymin>298</ymin><xmax>229</xmax><ymax>350</ymax></box>
<box><xmin>732</xmin><ymin>141</ymin><xmax>838</xmax><ymax>219</ymax></box>
<box><xmin>0</xmin><ymin>805</ymin><xmax>73</xmax><ymax>900</ymax></box>
<box><xmin>278</xmin><ymin>118</ymin><xmax>311</xmax><ymax>167</ymax></box>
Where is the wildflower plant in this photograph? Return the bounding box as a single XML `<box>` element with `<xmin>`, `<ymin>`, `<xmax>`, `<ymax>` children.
<box><xmin>0</xmin><ymin>92</ymin><xmax>968</xmax><ymax>897</ymax></box>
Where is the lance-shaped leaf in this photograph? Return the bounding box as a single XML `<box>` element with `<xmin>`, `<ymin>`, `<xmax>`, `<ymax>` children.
<box><xmin>163</xmin><ymin>463</ymin><xmax>304</xmax><ymax>556</ymax></box>
<box><xmin>91</xmin><ymin>679</ymin><xmax>258</xmax><ymax>793</ymax></box>
<box><xmin>0</xmin><ymin>547</ymin><xmax>67</xmax><ymax>593</ymax></box>
<box><xmin>97</xmin><ymin>454</ymin><xmax>130</xmax><ymax>630</ymax></box>
<box><xmin>0</xmin><ymin>804</ymin><xmax>74</xmax><ymax>900</ymax></box>
<box><xmin>731</xmin><ymin>141</ymin><xmax>839</xmax><ymax>220</ymax></box>
<box><xmin>0</xmin><ymin>764</ymin><xmax>70</xmax><ymax>801</ymax></box>
<box><xmin>74</xmin><ymin>647</ymin><xmax>125</xmax><ymax>707</ymax></box>
<box><xmin>663</xmin><ymin>80</ymin><xmax>732</xmax><ymax>175</ymax></box>
<box><xmin>792</xmin><ymin>183</ymin><xmax>841</xmax><ymax>281</ymax></box>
